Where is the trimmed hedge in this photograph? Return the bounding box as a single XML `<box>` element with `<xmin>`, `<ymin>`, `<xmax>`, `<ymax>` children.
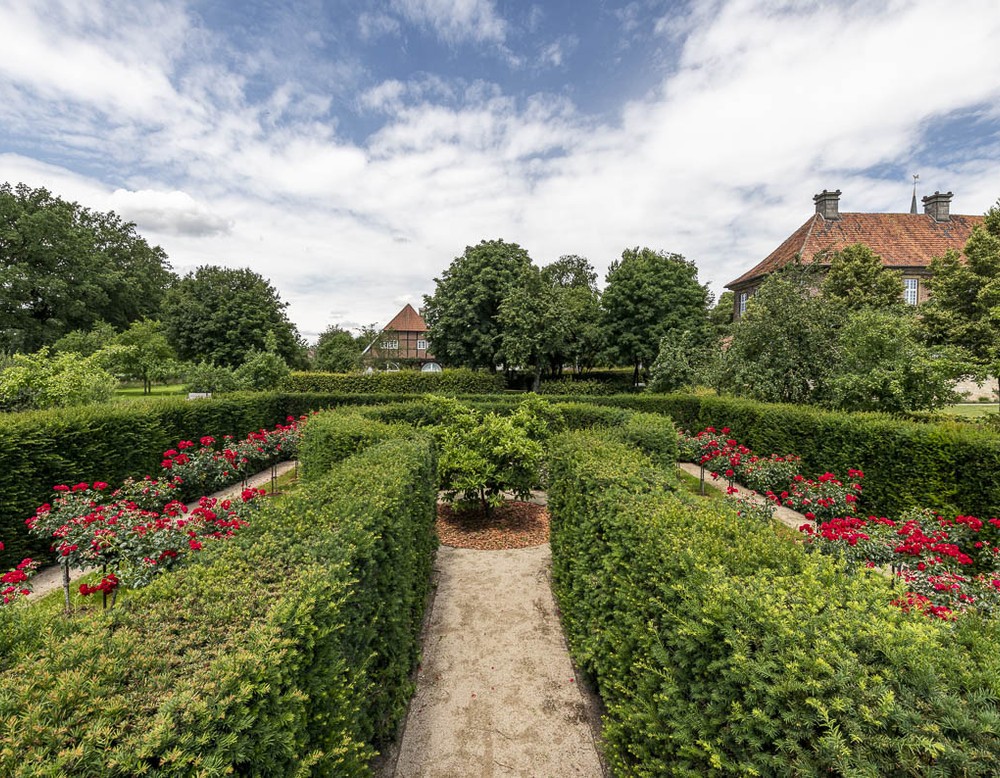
<box><xmin>0</xmin><ymin>434</ymin><xmax>437</xmax><ymax>776</ymax></box>
<box><xmin>548</xmin><ymin>430</ymin><xmax>1000</xmax><ymax>776</ymax></box>
<box><xmin>299</xmin><ymin>410</ymin><xmax>406</xmax><ymax>482</ymax></box>
<box><xmin>285</xmin><ymin>369</ymin><xmax>505</xmax><ymax>395</ymax></box>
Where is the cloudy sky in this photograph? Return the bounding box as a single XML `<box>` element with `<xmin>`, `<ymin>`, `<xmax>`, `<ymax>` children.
<box><xmin>2</xmin><ymin>0</ymin><xmax>999</xmax><ymax>341</ymax></box>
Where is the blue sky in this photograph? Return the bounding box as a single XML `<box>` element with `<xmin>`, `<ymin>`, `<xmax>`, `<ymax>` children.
<box><xmin>2</xmin><ymin>0</ymin><xmax>999</xmax><ymax>341</ymax></box>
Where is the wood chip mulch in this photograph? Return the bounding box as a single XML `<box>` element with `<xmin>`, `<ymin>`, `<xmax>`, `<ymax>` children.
<box><xmin>436</xmin><ymin>501</ymin><xmax>550</xmax><ymax>550</ymax></box>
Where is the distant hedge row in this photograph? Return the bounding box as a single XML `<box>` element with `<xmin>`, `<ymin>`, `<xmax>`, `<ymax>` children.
<box><xmin>0</xmin><ymin>433</ymin><xmax>437</xmax><ymax>775</ymax></box>
<box><xmin>548</xmin><ymin>430</ymin><xmax>1000</xmax><ymax>776</ymax></box>
<box><xmin>284</xmin><ymin>369</ymin><xmax>505</xmax><ymax>394</ymax></box>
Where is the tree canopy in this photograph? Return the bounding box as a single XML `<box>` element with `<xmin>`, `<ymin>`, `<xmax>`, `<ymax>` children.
<box><xmin>160</xmin><ymin>265</ymin><xmax>304</xmax><ymax>368</ymax></box>
<box><xmin>600</xmin><ymin>247</ymin><xmax>712</xmax><ymax>383</ymax></box>
<box><xmin>0</xmin><ymin>182</ymin><xmax>175</xmax><ymax>352</ymax></box>
<box><xmin>819</xmin><ymin>243</ymin><xmax>904</xmax><ymax>310</ymax></box>
<box><xmin>314</xmin><ymin>325</ymin><xmax>362</xmax><ymax>372</ymax></box>
<box><xmin>919</xmin><ymin>200</ymin><xmax>1000</xmax><ymax>373</ymax></box>
<box><xmin>423</xmin><ymin>239</ymin><xmax>533</xmax><ymax>371</ymax></box>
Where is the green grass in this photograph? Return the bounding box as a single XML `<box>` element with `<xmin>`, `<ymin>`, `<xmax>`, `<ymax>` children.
<box><xmin>113</xmin><ymin>384</ymin><xmax>185</xmax><ymax>401</ymax></box>
<box><xmin>676</xmin><ymin>466</ymin><xmax>726</xmax><ymax>501</ymax></box>
<box><xmin>940</xmin><ymin>402</ymin><xmax>999</xmax><ymax>419</ymax></box>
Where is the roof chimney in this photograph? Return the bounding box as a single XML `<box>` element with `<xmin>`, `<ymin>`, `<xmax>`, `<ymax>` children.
<box><xmin>813</xmin><ymin>189</ymin><xmax>841</xmax><ymax>220</ymax></box>
<box><xmin>922</xmin><ymin>191</ymin><xmax>953</xmax><ymax>222</ymax></box>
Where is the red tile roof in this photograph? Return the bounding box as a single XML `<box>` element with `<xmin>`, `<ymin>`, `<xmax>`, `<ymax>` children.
<box><xmin>727</xmin><ymin>212</ymin><xmax>984</xmax><ymax>289</ymax></box>
<box><xmin>384</xmin><ymin>303</ymin><xmax>428</xmax><ymax>333</ymax></box>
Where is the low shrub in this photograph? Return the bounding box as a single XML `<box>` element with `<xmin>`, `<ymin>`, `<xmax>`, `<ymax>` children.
<box><xmin>618</xmin><ymin>411</ymin><xmax>678</xmax><ymax>467</ymax></box>
<box><xmin>285</xmin><ymin>369</ymin><xmax>504</xmax><ymax>395</ymax></box>
<box><xmin>548</xmin><ymin>430</ymin><xmax>1000</xmax><ymax>776</ymax></box>
<box><xmin>0</xmin><ymin>435</ymin><xmax>437</xmax><ymax>775</ymax></box>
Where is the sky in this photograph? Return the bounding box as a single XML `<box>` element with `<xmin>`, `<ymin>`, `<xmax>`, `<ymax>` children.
<box><xmin>2</xmin><ymin>0</ymin><xmax>1000</xmax><ymax>342</ymax></box>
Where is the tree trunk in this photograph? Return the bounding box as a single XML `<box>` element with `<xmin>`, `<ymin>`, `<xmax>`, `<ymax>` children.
<box><xmin>532</xmin><ymin>368</ymin><xmax>541</xmax><ymax>393</ymax></box>
<box><xmin>62</xmin><ymin>564</ymin><xmax>70</xmax><ymax>613</ymax></box>
<box><xmin>633</xmin><ymin>362</ymin><xmax>640</xmax><ymax>387</ymax></box>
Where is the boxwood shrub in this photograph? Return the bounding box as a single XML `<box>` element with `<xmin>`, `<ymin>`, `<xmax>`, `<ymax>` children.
<box><xmin>0</xmin><ymin>434</ymin><xmax>437</xmax><ymax>776</ymax></box>
<box><xmin>548</xmin><ymin>430</ymin><xmax>1000</xmax><ymax>776</ymax></box>
<box><xmin>284</xmin><ymin>369</ymin><xmax>505</xmax><ymax>395</ymax></box>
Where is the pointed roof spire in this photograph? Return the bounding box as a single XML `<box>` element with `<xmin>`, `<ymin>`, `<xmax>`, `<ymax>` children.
<box><xmin>910</xmin><ymin>173</ymin><xmax>919</xmax><ymax>214</ymax></box>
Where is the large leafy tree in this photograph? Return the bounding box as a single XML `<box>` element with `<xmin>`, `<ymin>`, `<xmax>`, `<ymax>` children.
<box><xmin>110</xmin><ymin>319</ymin><xmax>180</xmax><ymax>394</ymax></box>
<box><xmin>499</xmin><ymin>266</ymin><xmax>569</xmax><ymax>391</ymax></box>
<box><xmin>820</xmin><ymin>243</ymin><xmax>904</xmax><ymax>310</ymax></box>
<box><xmin>600</xmin><ymin>247</ymin><xmax>712</xmax><ymax>384</ymax></box>
<box><xmin>716</xmin><ymin>263</ymin><xmax>838</xmax><ymax>404</ymax></box>
<box><xmin>0</xmin><ymin>183</ymin><xmax>175</xmax><ymax>352</ymax></box>
<box><xmin>825</xmin><ymin>309</ymin><xmax>966</xmax><ymax>412</ymax></box>
<box><xmin>919</xmin><ymin>201</ymin><xmax>1000</xmax><ymax>377</ymax></box>
<box><xmin>540</xmin><ymin>255</ymin><xmax>603</xmax><ymax>375</ymax></box>
<box><xmin>314</xmin><ymin>325</ymin><xmax>362</xmax><ymax>372</ymax></box>
<box><xmin>161</xmin><ymin>265</ymin><xmax>305</xmax><ymax>368</ymax></box>
<box><xmin>423</xmin><ymin>239</ymin><xmax>533</xmax><ymax>371</ymax></box>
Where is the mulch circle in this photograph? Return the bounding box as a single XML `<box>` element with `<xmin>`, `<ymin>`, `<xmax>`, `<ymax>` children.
<box><xmin>436</xmin><ymin>501</ymin><xmax>550</xmax><ymax>550</ymax></box>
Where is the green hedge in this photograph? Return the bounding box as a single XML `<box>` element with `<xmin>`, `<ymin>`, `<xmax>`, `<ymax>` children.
<box><xmin>548</xmin><ymin>430</ymin><xmax>1000</xmax><ymax>776</ymax></box>
<box><xmin>0</xmin><ymin>434</ymin><xmax>437</xmax><ymax>776</ymax></box>
<box><xmin>285</xmin><ymin>369</ymin><xmax>505</xmax><ymax>394</ymax></box>
<box><xmin>299</xmin><ymin>410</ymin><xmax>406</xmax><ymax>482</ymax></box>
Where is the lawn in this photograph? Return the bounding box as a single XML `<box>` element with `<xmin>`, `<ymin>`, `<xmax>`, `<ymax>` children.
<box><xmin>113</xmin><ymin>384</ymin><xmax>185</xmax><ymax>400</ymax></box>
<box><xmin>940</xmin><ymin>402</ymin><xmax>999</xmax><ymax>419</ymax></box>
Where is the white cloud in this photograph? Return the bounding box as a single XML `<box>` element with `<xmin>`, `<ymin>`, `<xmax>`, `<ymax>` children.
<box><xmin>391</xmin><ymin>0</ymin><xmax>508</xmax><ymax>45</ymax></box>
<box><xmin>3</xmin><ymin>0</ymin><xmax>1000</xmax><ymax>339</ymax></box>
<box><xmin>108</xmin><ymin>189</ymin><xmax>233</xmax><ymax>237</ymax></box>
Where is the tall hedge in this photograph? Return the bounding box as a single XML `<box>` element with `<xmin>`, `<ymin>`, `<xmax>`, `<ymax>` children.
<box><xmin>548</xmin><ymin>430</ymin><xmax>1000</xmax><ymax>775</ymax></box>
<box><xmin>0</xmin><ymin>434</ymin><xmax>437</xmax><ymax>776</ymax></box>
<box><xmin>284</xmin><ymin>369</ymin><xmax>505</xmax><ymax>394</ymax></box>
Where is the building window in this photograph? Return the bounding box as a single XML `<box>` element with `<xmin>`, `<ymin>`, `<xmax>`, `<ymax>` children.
<box><xmin>417</xmin><ymin>339</ymin><xmax>428</xmax><ymax>350</ymax></box>
<box><xmin>381</xmin><ymin>339</ymin><xmax>398</xmax><ymax>350</ymax></box>
<box><xmin>903</xmin><ymin>278</ymin><xmax>919</xmax><ymax>305</ymax></box>
<box><xmin>738</xmin><ymin>291</ymin><xmax>748</xmax><ymax>316</ymax></box>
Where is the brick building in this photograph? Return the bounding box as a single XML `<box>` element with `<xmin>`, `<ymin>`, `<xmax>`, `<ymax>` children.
<box><xmin>362</xmin><ymin>303</ymin><xmax>438</xmax><ymax>369</ymax></box>
<box><xmin>726</xmin><ymin>190</ymin><xmax>983</xmax><ymax>319</ymax></box>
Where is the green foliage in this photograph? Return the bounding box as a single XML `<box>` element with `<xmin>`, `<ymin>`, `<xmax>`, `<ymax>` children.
<box><xmin>708</xmin><ymin>290</ymin><xmax>734</xmax><ymax>336</ymax></box>
<box><xmin>618</xmin><ymin>411</ymin><xmax>678</xmax><ymax>466</ymax></box>
<box><xmin>647</xmin><ymin>329</ymin><xmax>711</xmax><ymax>392</ymax></box>
<box><xmin>498</xmin><ymin>265</ymin><xmax>569</xmax><ymax>390</ymax></box>
<box><xmin>234</xmin><ymin>349</ymin><xmax>290</xmax><ymax>391</ymax></box>
<box><xmin>313</xmin><ymin>325</ymin><xmax>362</xmax><ymax>372</ymax></box>
<box><xmin>183</xmin><ymin>361</ymin><xmax>242</xmax><ymax>394</ymax></box>
<box><xmin>298</xmin><ymin>410</ymin><xmax>404</xmax><ymax>482</ymax></box>
<box><xmin>108</xmin><ymin>318</ymin><xmax>180</xmax><ymax>393</ymax></box>
<box><xmin>0</xmin><ymin>182</ymin><xmax>175</xmax><ymax>353</ymax></box>
<box><xmin>0</xmin><ymin>435</ymin><xmax>438</xmax><ymax>775</ymax></box>
<box><xmin>600</xmin><ymin>247</ymin><xmax>712</xmax><ymax>381</ymax></box>
<box><xmin>161</xmin><ymin>265</ymin><xmax>305</xmax><ymax>368</ymax></box>
<box><xmin>539</xmin><ymin>255</ymin><xmax>604</xmax><ymax>374</ymax></box>
<box><xmin>0</xmin><ymin>347</ymin><xmax>117</xmax><ymax>411</ymax></box>
<box><xmin>717</xmin><ymin>262</ymin><xmax>838</xmax><ymax>403</ymax></box>
<box><xmin>920</xmin><ymin>204</ymin><xmax>1000</xmax><ymax>377</ymax></box>
<box><xmin>825</xmin><ymin>308</ymin><xmax>967</xmax><ymax>412</ymax></box>
<box><xmin>548</xmin><ymin>430</ymin><xmax>1000</xmax><ymax>776</ymax></box>
<box><xmin>820</xmin><ymin>243</ymin><xmax>905</xmax><ymax>310</ymax></box>
<box><xmin>434</xmin><ymin>396</ymin><xmax>548</xmax><ymax>514</ymax></box>
<box><xmin>52</xmin><ymin>321</ymin><xmax>117</xmax><ymax>356</ymax></box>
<box><xmin>422</xmin><ymin>238</ymin><xmax>533</xmax><ymax>369</ymax></box>
<box><xmin>284</xmin><ymin>368</ymin><xmax>504</xmax><ymax>394</ymax></box>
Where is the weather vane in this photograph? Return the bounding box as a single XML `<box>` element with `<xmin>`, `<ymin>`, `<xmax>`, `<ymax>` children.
<box><xmin>910</xmin><ymin>173</ymin><xmax>920</xmax><ymax>214</ymax></box>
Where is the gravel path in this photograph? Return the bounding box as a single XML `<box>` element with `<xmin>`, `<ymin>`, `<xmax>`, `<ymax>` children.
<box><xmin>382</xmin><ymin>543</ymin><xmax>606</xmax><ymax>778</ymax></box>
<box><xmin>28</xmin><ymin>461</ymin><xmax>298</xmax><ymax>600</ymax></box>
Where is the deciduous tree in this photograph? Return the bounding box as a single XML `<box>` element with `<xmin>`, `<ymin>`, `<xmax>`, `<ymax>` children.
<box><xmin>820</xmin><ymin>243</ymin><xmax>904</xmax><ymax>310</ymax></box>
<box><xmin>0</xmin><ymin>183</ymin><xmax>175</xmax><ymax>352</ymax></box>
<box><xmin>161</xmin><ymin>265</ymin><xmax>304</xmax><ymax>368</ymax></box>
<box><xmin>314</xmin><ymin>325</ymin><xmax>362</xmax><ymax>372</ymax></box>
<box><xmin>600</xmin><ymin>247</ymin><xmax>712</xmax><ymax>384</ymax></box>
<box><xmin>423</xmin><ymin>239</ymin><xmax>533</xmax><ymax>371</ymax></box>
